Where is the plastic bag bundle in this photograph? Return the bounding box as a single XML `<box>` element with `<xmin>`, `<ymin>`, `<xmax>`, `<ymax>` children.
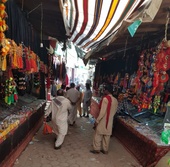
<box><xmin>161</xmin><ymin>129</ymin><xmax>170</xmax><ymax>144</ymax></box>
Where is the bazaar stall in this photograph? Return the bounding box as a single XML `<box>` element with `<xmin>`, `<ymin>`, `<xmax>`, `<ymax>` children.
<box><xmin>0</xmin><ymin>1</ymin><xmax>47</xmax><ymax>166</ymax></box>
<box><xmin>91</xmin><ymin>39</ymin><xmax>170</xmax><ymax>166</ymax></box>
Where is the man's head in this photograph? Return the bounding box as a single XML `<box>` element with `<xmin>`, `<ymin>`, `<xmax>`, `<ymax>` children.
<box><xmin>61</xmin><ymin>84</ymin><xmax>66</xmax><ymax>90</ymax></box>
<box><xmin>76</xmin><ymin>85</ymin><xmax>80</xmax><ymax>91</ymax></box>
<box><xmin>57</xmin><ymin>89</ymin><xmax>64</xmax><ymax>96</ymax></box>
<box><xmin>70</xmin><ymin>83</ymin><xmax>75</xmax><ymax>88</ymax></box>
<box><xmin>85</xmin><ymin>83</ymin><xmax>90</xmax><ymax>90</ymax></box>
<box><xmin>103</xmin><ymin>83</ymin><xmax>113</xmax><ymax>95</ymax></box>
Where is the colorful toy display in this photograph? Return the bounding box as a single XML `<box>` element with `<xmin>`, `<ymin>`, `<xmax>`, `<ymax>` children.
<box><xmin>4</xmin><ymin>77</ymin><xmax>18</xmax><ymax>105</ymax></box>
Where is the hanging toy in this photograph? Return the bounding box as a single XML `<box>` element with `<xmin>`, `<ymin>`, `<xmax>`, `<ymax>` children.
<box><xmin>4</xmin><ymin>77</ymin><xmax>18</xmax><ymax>105</ymax></box>
<box><xmin>14</xmin><ymin>88</ymin><xmax>18</xmax><ymax>102</ymax></box>
<box><xmin>153</xmin><ymin>95</ymin><xmax>160</xmax><ymax>113</ymax></box>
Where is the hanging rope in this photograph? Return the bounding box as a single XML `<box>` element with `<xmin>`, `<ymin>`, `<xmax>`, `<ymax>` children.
<box><xmin>40</xmin><ymin>2</ymin><xmax>43</xmax><ymax>45</ymax></box>
<box><xmin>27</xmin><ymin>4</ymin><xmax>42</xmax><ymax>15</ymax></box>
<box><xmin>164</xmin><ymin>11</ymin><xmax>169</xmax><ymax>41</ymax></box>
<box><xmin>21</xmin><ymin>0</ymin><xmax>24</xmax><ymax>11</ymax></box>
<box><xmin>123</xmin><ymin>36</ymin><xmax>128</xmax><ymax>59</ymax></box>
<box><xmin>27</xmin><ymin>3</ymin><xmax>43</xmax><ymax>46</ymax></box>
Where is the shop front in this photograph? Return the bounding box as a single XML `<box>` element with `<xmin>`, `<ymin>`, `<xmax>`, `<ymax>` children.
<box><xmin>91</xmin><ymin>40</ymin><xmax>170</xmax><ymax>166</ymax></box>
<box><xmin>0</xmin><ymin>1</ymin><xmax>48</xmax><ymax>166</ymax></box>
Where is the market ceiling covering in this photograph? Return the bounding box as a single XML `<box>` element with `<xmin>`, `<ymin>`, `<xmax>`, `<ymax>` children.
<box><xmin>14</xmin><ymin>0</ymin><xmax>170</xmax><ymax>60</ymax></box>
<box><xmin>62</xmin><ymin>0</ymin><xmax>152</xmax><ymax>54</ymax></box>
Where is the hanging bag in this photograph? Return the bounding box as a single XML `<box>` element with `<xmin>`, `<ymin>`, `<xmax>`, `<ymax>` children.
<box><xmin>43</xmin><ymin>120</ymin><xmax>53</xmax><ymax>135</ymax></box>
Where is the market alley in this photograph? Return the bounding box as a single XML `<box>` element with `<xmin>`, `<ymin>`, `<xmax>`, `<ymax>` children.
<box><xmin>13</xmin><ymin>115</ymin><xmax>168</xmax><ymax>167</ymax></box>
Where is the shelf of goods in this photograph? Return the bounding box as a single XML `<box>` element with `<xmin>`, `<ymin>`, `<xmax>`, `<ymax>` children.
<box><xmin>113</xmin><ymin>113</ymin><xmax>170</xmax><ymax>167</ymax></box>
<box><xmin>0</xmin><ymin>94</ymin><xmax>46</xmax><ymax>167</ymax></box>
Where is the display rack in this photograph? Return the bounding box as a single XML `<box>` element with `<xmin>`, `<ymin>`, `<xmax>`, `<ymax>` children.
<box><xmin>113</xmin><ymin>116</ymin><xmax>170</xmax><ymax>167</ymax></box>
<box><xmin>0</xmin><ymin>94</ymin><xmax>46</xmax><ymax>167</ymax></box>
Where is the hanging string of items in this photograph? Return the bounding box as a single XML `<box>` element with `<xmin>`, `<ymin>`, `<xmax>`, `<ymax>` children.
<box><xmin>0</xmin><ymin>0</ymin><xmax>9</xmax><ymax>72</ymax></box>
<box><xmin>129</xmin><ymin>12</ymin><xmax>170</xmax><ymax>113</ymax></box>
<box><xmin>115</xmin><ymin>11</ymin><xmax>170</xmax><ymax>114</ymax></box>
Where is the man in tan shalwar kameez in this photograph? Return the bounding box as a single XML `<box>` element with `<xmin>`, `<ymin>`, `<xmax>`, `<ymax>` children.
<box><xmin>66</xmin><ymin>83</ymin><xmax>80</xmax><ymax>125</ymax></box>
<box><xmin>90</xmin><ymin>83</ymin><xmax>118</xmax><ymax>154</ymax></box>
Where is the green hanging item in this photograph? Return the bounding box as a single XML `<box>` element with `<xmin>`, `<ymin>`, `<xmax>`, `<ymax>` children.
<box><xmin>161</xmin><ymin>130</ymin><xmax>170</xmax><ymax>144</ymax></box>
<box><xmin>11</xmin><ymin>94</ymin><xmax>14</xmax><ymax>103</ymax></box>
<box><xmin>128</xmin><ymin>19</ymin><xmax>142</xmax><ymax>37</ymax></box>
<box><xmin>5</xmin><ymin>95</ymin><xmax>8</xmax><ymax>103</ymax></box>
<box><xmin>7</xmin><ymin>95</ymin><xmax>11</xmax><ymax>105</ymax></box>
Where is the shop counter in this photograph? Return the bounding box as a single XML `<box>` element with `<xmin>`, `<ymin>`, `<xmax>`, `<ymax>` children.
<box><xmin>0</xmin><ymin>97</ymin><xmax>46</xmax><ymax>167</ymax></box>
<box><xmin>113</xmin><ymin>116</ymin><xmax>170</xmax><ymax>167</ymax></box>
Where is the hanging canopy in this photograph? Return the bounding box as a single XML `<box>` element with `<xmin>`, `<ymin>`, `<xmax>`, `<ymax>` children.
<box><xmin>13</xmin><ymin>0</ymin><xmax>167</xmax><ymax>61</ymax></box>
<box><xmin>61</xmin><ymin>0</ymin><xmax>152</xmax><ymax>55</ymax></box>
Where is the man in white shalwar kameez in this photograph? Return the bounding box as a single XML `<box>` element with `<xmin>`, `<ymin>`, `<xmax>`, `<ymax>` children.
<box><xmin>45</xmin><ymin>89</ymin><xmax>72</xmax><ymax>149</ymax></box>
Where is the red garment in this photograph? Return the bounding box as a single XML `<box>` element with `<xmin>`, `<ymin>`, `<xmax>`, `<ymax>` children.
<box><xmin>65</xmin><ymin>74</ymin><xmax>69</xmax><ymax>86</ymax></box>
<box><xmin>164</xmin><ymin>93</ymin><xmax>169</xmax><ymax>103</ymax></box>
<box><xmin>46</xmin><ymin>77</ymin><xmax>51</xmax><ymax>89</ymax></box>
<box><xmin>99</xmin><ymin>95</ymin><xmax>112</xmax><ymax>129</ymax></box>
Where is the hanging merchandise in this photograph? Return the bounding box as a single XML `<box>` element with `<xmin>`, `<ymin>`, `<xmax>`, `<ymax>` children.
<box><xmin>0</xmin><ymin>78</ymin><xmax>5</xmax><ymax>99</ymax></box>
<box><xmin>33</xmin><ymin>73</ymin><xmax>40</xmax><ymax>88</ymax></box>
<box><xmin>40</xmin><ymin>61</ymin><xmax>45</xmax><ymax>73</ymax></box>
<box><xmin>56</xmin><ymin>61</ymin><xmax>60</xmax><ymax>80</ymax></box>
<box><xmin>30</xmin><ymin>50</ymin><xmax>38</xmax><ymax>73</ymax></box>
<box><xmin>114</xmin><ymin>72</ymin><xmax>120</xmax><ymax>85</ymax></box>
<box><xmin>10</xmin><ymin>40</ymin><xmax>18</xmax><ymax>68</ymax></box>
<box><xmin>61</xmin><ymin>62</ymin><xmax>66</xmax><ymax>82</ymax></box>
<box><xmin>13</xmin><ymin>72</ymin><xmax>26</xmax><ymax>96</ymax></box>
<box><xmin>0</xmin><ymin>0</ymin><xmax>9</xmax><ymax>72</ymax></box>
<box><xmin>132</xmin><ymin>41</ymin><xmax>170</xmax><ymax>112</ymax></box>
<box><xmin>123</xmin><ymin>73</ymin><xmax>129</xmax><ymax>90</ymax></box>
<box><xmin>4</xmin><ymin>77</ymin><xmax>18</xmax><ymax>105</ymax></box>
<box><xmin>161</xmin><ymin>129</ymin><xmax>170</xmax><ymax>144</ymax></box>
<box><xmin>46</xmin><ymin>77</ymin><xmax>51</xmax><ymax>90</ymax></box>
<box><xmin>51</xmin><ymin>56</ymin><xmax>62</xmax><ymax>80</ymax></box>
<box><xmin>25</xmin><ymin>47</ymin><xmax>31</xmax><ymax>72</ymax></box>
<box><xmin>129</xmin><ymin>72</ymin><xmax>136</xmax><ymax>88</ymax></box>
<box><xmin>153</xmin><ymin>95</ymin><xmax>161</xmax><ymax>113</ymax></box>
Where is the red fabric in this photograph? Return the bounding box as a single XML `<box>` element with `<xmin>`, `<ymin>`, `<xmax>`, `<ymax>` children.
<box><xmin>65</xmin><ymin>74</ymin><xmax>69</xmax><ymax>86</ymax></box>
<box><xmin>43</xmin><ymin>122</ymin><xmax>53</xmax><ymax>135</ymax></box>
<box><xmin>50</xmin><ymin>40</ymin><xmax>57</xmax><ymax>48</ymax></box>
<box><xmin>14</xmin><ymin>94</ymin><xmax>18</xmax><ymax>101</ymax></box>
<box><xmin>164</xmin><ymin>93</ymin><xmax>169</xmax><ymax>103</ymax></box>
<box><xmin>99</xmin><ymin>95</ymin><xmax>112</xmax><ymax>129</ymax></box>
<box><xmin>46</xmin><ymin>77</ymin><xmax>51</xmax><ymax>89</ymax></box>
<box><xmin>73</xmin><ymin>0</ymin><xmax>88</xmax><ymax>42</ymax></box>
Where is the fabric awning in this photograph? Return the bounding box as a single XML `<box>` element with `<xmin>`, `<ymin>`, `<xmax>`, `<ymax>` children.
<box><xmin>61</xmin><ymin>0</ymin><xmax>152</xmax><ymax>55</ymax></box>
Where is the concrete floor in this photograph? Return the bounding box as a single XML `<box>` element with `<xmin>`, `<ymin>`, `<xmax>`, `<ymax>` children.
<box><xmin>13</xmin><ymin>116</ymin><xmax>169</xmax><ymax>167</ymax></box>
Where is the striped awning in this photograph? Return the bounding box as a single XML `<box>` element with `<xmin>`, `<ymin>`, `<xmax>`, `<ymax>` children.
<box><xmin>61</xmin><ymin>0</ymin><xmax>151</xmax><ymax>54</ymax></box>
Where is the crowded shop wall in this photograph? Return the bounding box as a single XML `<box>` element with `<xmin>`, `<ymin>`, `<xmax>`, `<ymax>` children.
<box><xmin>0</xmin><ymin>0</ymin><xmax>49</xmax><ymax>105</ymax></box>
<box><xmin>93</xmin><ymin>40</ymin><xmax>170</xmax><ymax>114</ymax></box>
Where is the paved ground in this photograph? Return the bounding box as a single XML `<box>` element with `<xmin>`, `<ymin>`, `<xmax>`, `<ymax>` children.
<box><xmin>13</xmin><ymin>116</ymin><xmax>169</xmax><ymax>167</ymax></box>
